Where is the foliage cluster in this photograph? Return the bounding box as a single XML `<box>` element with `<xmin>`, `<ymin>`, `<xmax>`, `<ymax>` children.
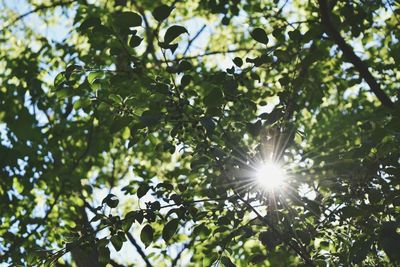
<box><xmin>0</xmin><ymin>0</ymin><xmax>399</xmax><ymax>266</ymax></box>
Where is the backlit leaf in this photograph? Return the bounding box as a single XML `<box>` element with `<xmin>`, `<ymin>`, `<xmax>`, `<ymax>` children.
<box><xmin>140</xmin><ymin>225</ymin><xmax>154</xmax><ymax>247</ymax></box>
<box><xmin>162</xmin><ymin>218</ymin><xmax>179</xmax><ymax>242</ymax></box>
<box><xmin>164</xmin><ymin>25</ymin><xmax>188</xmax><ymax>44</ymax></box>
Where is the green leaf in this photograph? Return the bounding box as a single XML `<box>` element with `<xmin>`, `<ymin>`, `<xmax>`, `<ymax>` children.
<box><xmin>164</xmin><ymin>25</ymin><xmax>188</xmax><ymax>44</ymax></box>
<box><xmin>288</xmin><ymin>29</ymin><xmax>301</xmax><ymax>41</ymax></box>
<box><xmin>54</xmin><ymin>72</ymin><xmax>66</xmax><ymax>88</ymax></box>
<box><xmin>98</xmin><ymin>246</ymin><xmax>110</xmax><ymax>264</ymax></box>
<box><xmin>250</xmin><ymin>27</ymin><xmax>269</xmax><ymax>44</ymax></box>
<box><xmin>111</xmin><ymin>235</ymin><xmax>123</xmax><ymax>251</ymax></box>
<box><xmin>92</xmin><ymin>25</ymin><xmax>112</xmax><ymax>36</ymax></box>
<box><xmin>249</xmin><ymin>254</ymin><xmax>267</xmax><ymax>264</ymax></box>
<box><xmin>192</xmin><ymin>223</ymin><xmax>210</xmax><ymax>237</ymax></box>
<box><xmin>251</xmin><ymin>72</ymin><xmax>260</xmax><ymax>82</ymax></box>
<box><xmin>102</xmin><ymin>194</ymin><xmax>119</xmax><ymax>208</ymax></box>
<box><xmin>246</xmin><ymin>120</ymin><xmax>262</xmax><ymax>137</ymax></box>
<box><xmin>379</xmin><ymin>222</ymin><xmax>400</xmax><ymax>261</ymax></box>
<box><xmin>163</xmin><ymin>142</ymin><xmax>176</xmax><ymax>154</ymax></box>
<box><xmin>151</xmin><ymin>82</ymin><xmax>170</xmax><ymax>94</ymax></box>
<box><xmin>137</xmin><ymin>184</ymin><xmax>150</xmax><ymax>198</ymax></box>
<box><xmin>153</xmin><ymin>5</ymin><xmax>173</xmax><ymax>22</ymax></box>
<box><xmin>113</xmin><ymin>12</ymin><xmax>142</xmax><ymax>28</ymax></box>
<box><xmin>140</xmin><ymin>225</ymin><xmax>154</xmax><ymax>247</ymax></box>
<box><xmin>108</xmin><ymin>94</ymin><xmax>123</xmax><ymax>104</ymax></box>
<box><xmin>129</xmin><ymin>35</ymin><xmax>143</xmax><ymax>48</ymax></box>
<box><xmin>125</xmin><ymin>210</ymin><xmax>144</xmax><ymax>224</ymax></box>
<box><xmin>140</xmin><ymin>110</ymin><xmax>162</xmax><ymax>127</ymax></box>
<box><xmin>350</xmin><ymin>238</ymin><xmax>373</xmax><ymax>264</ymax></box>
<box><xmin>180</xmin><ymin>74</ymin><xmax>192</xmax><ymax>88</ymax></box>
<box><xmin>156</xmin><ymin>182</ymin><xmax>174</xmax><ymax>191</ymax></box>
<box><xmin>65</xmin><ymin>64</ymin><xmax>82</xmax><ymax>79</ymax></box>
<box><xmin>90</xmin><ymin>214</ymin><xmax>103</xmax><ymax>223</ymax></box>
<box><xmin>200</xmin><ymin>117</ymin><xmax>215</xmax><ymax>133</ymax></box>
<box><xmin>203</xmin><ymin>88</ymin><xmax>224</xmax><ymax>108</ymax></box>
<box><xmin>122</xmin><ymin>217</ymin><xmax>134</xmax><ymax>232</ymax></box>
<box><xmin>232</xmin><ymin>57</ymin><xmax>243</xmax><ymax>67</ymax></box>
<box><xmin>167</xmin><ymin>43</ymin><xmax>179</xmax><ymax>54</ymax></box>
<box><xmin>259</xmin><ymin>231</ymin><xmax>281</xmax><ymax>250</ymax></box>
<box><xmin>162</xmin><ymin>218</ymin><xmax>179</xmax><ymax>242</ymax></box>
<box><xmin>79</xmin><ymin>17</ymin><xmax>101</xmax><ymax>31</ymax></box>
<box><xmin>223</xmin><ymin>79</ymin><xmax>238</xmax><ymax>97</ymax></box>
<box><xmin>177</xmin><ymin>60</ymin><xmax>192</xmax><ymax>72</ymax></box>
<box><xmin>88</xmin><ymin>72</ymin><xmax>103</xmax><ymax>84</ymax></box>
<box><xmin>341</xmin><ymin>206</ymin><xmax>362</xmax><ymax>218</ymax></box>
<box><xmin>122</xmin><ymin>127</ymin><xmax>131</xmax><ymax>140</ymax></box>
<box><xmin>110</xmin><ymin>117</ymin><xmax>131</xmax><ymax>134</ymax></box>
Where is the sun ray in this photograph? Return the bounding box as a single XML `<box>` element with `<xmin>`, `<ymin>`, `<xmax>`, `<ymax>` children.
<box><xmin>253</xmin><ymin>161</ymin><xmax>287</xmax><ymax>191</ymax></box>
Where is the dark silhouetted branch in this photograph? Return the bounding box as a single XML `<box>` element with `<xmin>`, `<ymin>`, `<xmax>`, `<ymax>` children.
<box><xmin>318</xmin><ymin>0</ymin><xmax>394</xmax><ymax>108</ymax></box>
<box><xmin>172</xmin><ymin>47</ymin><xmax>257</xmax><ymax>62</ymax></box>
<box><xmin>183</xmin><ymin>24</ymin><xmax>207</xmax><ymax>55</ymax></box>
<box><xmin>171</xmin><ymin>240</ymin><xmax>194</xmax><ymax>267</ymax></box>
<box><xmin>126</xmin><ymin>232</ymin><xmax>153</xmax><ymax>267</ymax></box>
<box><xmin>110</xmin><ymin>259</ymin><xmax>125</xmax><ymax>267</ymax></box>
<box><xmin>1</xmin><ymin>0</ymin><xmax>76</xmax><ymax>33</ymax></box>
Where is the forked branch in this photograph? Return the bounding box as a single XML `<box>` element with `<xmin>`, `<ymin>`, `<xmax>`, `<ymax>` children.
<box><xmin>318</xmin><ymin>0</ymin><xmax>394</xmax><ymax>108</ymax></box>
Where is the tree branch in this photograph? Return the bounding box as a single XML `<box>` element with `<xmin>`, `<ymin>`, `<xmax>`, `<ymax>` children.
<box><xmin>126</xmin><ymin>232</ymin><xmax>153</xmax><ymax>267</ymax></box>
<box><xmin>317</xmin><ymin>0</ymin><xmax>394</xmax><ymax>108</ymax></box>
<box><xmin>132</xmin><ymin>3</ymin><xmax>158</xmax><ymax>62</ymax></box>
<box><xmin>0</xmin><ymin>0</ymin><xmax>77</xmax><ymax>33</ymax></box>
<box><xmin>109</xmin><ymin>259</ymin><xmax>125</xmax><ymax>267</ymax></box>
<box><xmin>183</xmin><ymin>24</ymin><xmax>207</xmax><ymax>55</ymax></box>
<box><xmin>158</xmin><ymin>197</ymin><xmax>229</xmax><ymax>210</ymax></box>
<box><xmin>235</xmin><ymin>193</ymin><xmax>315</xmax><ymax>266</ymax></box>
<box><xmin>171</xmin><ymin>240</ymin><xmax>193</xmax><ymax>267</ymax></box>
<box><xmin>171</xmin><ymin>47</ymin><xmax>257</xmax><ymax>62</ymax></box>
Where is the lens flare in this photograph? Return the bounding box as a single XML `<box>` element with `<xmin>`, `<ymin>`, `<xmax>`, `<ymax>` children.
<box><xmin>254</xmin><ymin>162</ymin><xmax>286</xmax><ymax>191</ymax></box>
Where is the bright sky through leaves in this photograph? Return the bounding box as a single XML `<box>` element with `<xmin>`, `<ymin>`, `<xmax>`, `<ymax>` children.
<box><xmin>254</xmin><ymin>161</ymin><xmax>286</xmax><ymax>191</ymax></box>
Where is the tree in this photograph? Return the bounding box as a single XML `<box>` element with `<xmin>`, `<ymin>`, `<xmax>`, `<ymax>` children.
<box><xmin>0</xmin><ymin>0</ymin><xmax>399</xmax><ymax>266</ymax></box>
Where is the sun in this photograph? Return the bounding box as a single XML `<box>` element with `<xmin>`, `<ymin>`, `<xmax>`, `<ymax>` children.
<box><xmin>254</xmin><ymin>162</ymin><xmax>286</xmax><ymax>191</ymax></box>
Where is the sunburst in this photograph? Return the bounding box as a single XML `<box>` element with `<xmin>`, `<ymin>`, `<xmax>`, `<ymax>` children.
<box><xmin>254</xmin><ymin>161</ymin><xmax>287</xmax><ymax>191</ymax></box>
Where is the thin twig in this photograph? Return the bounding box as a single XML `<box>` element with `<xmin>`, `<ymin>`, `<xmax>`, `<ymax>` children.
<box><xmin>183</xmin><ymin>24</ymin><xmax>207</xmax><ymax>55</ymax></box>
<box><xmin>171</xmin><ymin>47</ymin><xmax>257</xmax><ymax>62</ymax></box>
<box><xmin>171</xmin><ymin>241</ymin><xmax>192</xmax><ymax>267</ymax></box>
<box><xmin>0</xmin><ymin>0</ymin><xmax>76</xmax><ymax>33</ymax></box>
<box><xmin>235</xmin><ymin>193</ymin><xmax>315</xmax><ymax>266</ymax></box>
<box><xmin>318</xmin><ymin>0</ymin><xmax>394</xmax><ymax>108</ymax></box>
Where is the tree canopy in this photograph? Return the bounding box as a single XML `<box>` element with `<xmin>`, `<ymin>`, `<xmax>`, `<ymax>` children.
<box><xmin>0</xmin><ymin>0</ymin><xmax>400</xmax><ymax>266</ymax></box>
